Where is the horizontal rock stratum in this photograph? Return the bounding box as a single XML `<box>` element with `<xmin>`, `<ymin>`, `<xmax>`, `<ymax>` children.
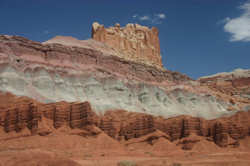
<box><xmin>91</xmin><ymin>22</ymin><xmax>163</xmax><ymax>69</ymax></box>
<box><xmin>1</xmin><ymin>35</ymin><xmax>246</xmax><ymax>119</ymax></box>
<box><xmin>0</xmin><ymin>22</ymin><xmax>250</xmax><ymax>165</ymax></box>
<box><xmin>0</xmin><ymin>92</ymin><xmax>249</xmax><ymax>148</ymax></box>
<box><xmin>0</xmin><ymin>92</ymin><xmax>250</xmax><ymax>165</ymax></box>
<box><xmin>199</xmin><ymin>68</ymin><xmax>250</xmax><ymax>101</ymax></box>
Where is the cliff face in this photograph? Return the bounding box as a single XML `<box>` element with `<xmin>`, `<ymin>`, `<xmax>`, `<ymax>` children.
<box><xmin>91</xmin><ymin>22</ymin><xmax>163</xmax><ymax>69</ymax></box>
<box><xmin>0</xmin><ymin>92</ymin><xmax>249</xmax><ymax>150</ymax></box>
<box><xmin>155</xmin><ymin>112</ymin><xmax>250</xmax><ymax>148</ymax></box>
<box><xmin>0</xmin><ymin>35</ymin><xmax>239</xmax><ymax>120</ymax></box>
<box><xmin>1</xmin><ymin>22</ymin><xmax>250</xmax><ymax>165</ymax></box>
<box><xmin>199</xmin><ymin>69</ymin><xmax>250</xmax><ymax>111</ymax></box>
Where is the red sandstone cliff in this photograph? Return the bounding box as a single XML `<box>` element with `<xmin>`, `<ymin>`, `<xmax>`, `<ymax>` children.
<box><xmin>1</xmin><ymin>92</ymin><xmax>249</xmax><ymax>150</ymax></box>
<box><xmin>91</xmin><ymin>22</ymin><xmax>163</xmax><ymax>69</ymax></box>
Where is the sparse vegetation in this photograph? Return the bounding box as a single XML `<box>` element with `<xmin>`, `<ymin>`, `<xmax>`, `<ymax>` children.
<box><xmin>117</xmin><ymin>160</ymin><xmax>137</xmax><ymax>166</ymax></box>
<box><xmin>145</xmin><ymin>151</ymin><xmax>153</xmax><ymax>156</ymax></box>
<box><xmin>83</xmin><ymin>153</ymin><xmax>92</xmax><ymax>158</ymax></box>
<box><xmin>172</xmin><ymin>163</ymin><xmax>182</xmax><ymax>166</ymax></box>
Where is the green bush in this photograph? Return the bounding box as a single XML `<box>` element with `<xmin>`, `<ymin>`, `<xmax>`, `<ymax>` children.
<box><xmin>117</xmin><ymin>160</ymin><xmax>137</xmax><ymax>166</ymax></box>
<box><xmin>145</xmin><ymin>151</ymin><xmax>153</xmax><ymax>156</ymax></box>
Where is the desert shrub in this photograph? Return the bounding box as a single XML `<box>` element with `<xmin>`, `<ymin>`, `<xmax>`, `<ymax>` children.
<box><xmin>172</xmin><ymin>163</ymin><xmax>182</xmax><ymax>166</ymax></box>
<box><xmin>83</xmin><ymin>153</ymin><xmax>92</xmax><ymax>158</ymax></box>
<box><xmin>117</xmin><ymin>160</ymin><xmax>137</xmax><ymax>166</ymax></box>
<box><xmin>145</xmin><ymin>151</ymin><xmax>153</xmax><ymax>156</ymax></box>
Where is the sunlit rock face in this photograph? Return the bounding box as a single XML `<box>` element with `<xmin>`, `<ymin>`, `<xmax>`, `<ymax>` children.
<box><xmin>0</xmin><ymin>35</ymin><xmax>237</xmax><ymax>120</ymax></box>
<box><xmin>0</xmin><ymin>65</ymin><xmax>232</xmax><ymax>119</ymax></box>
<box><xmin>199</xmin><ymin>69</ymin><xmax>250</xmax><ymax>98</ymax></box>
<box><xmin>199</xmin><ymin>69</ymin><xmax>250</xmax><ymax>112</ymax></box>
<box><xmin>91</xmin><ymin>22</ymin><xmax>163</xmax><ymax>69</ymax></box>
<box><xmin>0</xmin><ymin>92</ymin><xmax>249</xmax><ymax>147</ymax></box>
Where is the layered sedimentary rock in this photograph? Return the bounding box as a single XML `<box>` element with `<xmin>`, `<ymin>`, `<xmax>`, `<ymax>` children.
<box><xmin>155</xmin><ymin>109</ymin><xmax>250</xmax><ymax>148</ymax></box>
<box><xmin>1</xmin><ymin>21</ymin><xmax>250</xmax><ymax>165</ymax></box>
<box><xmin>0</xmin><ymin>93</ymin><xmax>249</xmax><ymax>149</ymax></box>
<box><xmin>0</xmin><ymin>102</ymin><xmax>96</xmax><ymax>135</ymax></box>
<box><xmin>97</xmin><ymin>109</ymin><xmax>250</xmax><ymax>148</ymax></box>
<box><xmin>98</xmin><ymin>111</ymin><xmax>155</xmax><ymax>140</ymax></box>
<box><xmin>91</xmin><ymin>22</ymin><xmax>163</xmax><ymax>69</ymax></box>
<box><xmin>0</xmin><ymin>93</ymin><xmax>97</xmax><ymax>136</ymax></box>
<box><xmin>0</xmin><ymin>102</ymin><xmax>39</xmax><ymax>134</ymax></box>
<box><xmin>39</xmin><ymin>101</ymin><xmax>97</xmax><ymax>129</ymax></box>
<box><xmin>199</xmin><ymin>69</ymin><xmax>250</xmax><ymax>96</ymax></box>
<box><xmin>199</xmin><ymin>69</ymin><xmax>250</xmax><ymax>111</ymax></box>
<box><xmin>0</xmin><ymin>35</ymin><xmax>239</xmax><ymax>119</ymax></box>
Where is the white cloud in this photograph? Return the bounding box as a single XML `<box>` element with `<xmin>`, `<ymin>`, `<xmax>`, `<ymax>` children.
<box><xmin>156</xmin><ymin>13</ymin><xmax>166</xmax><ymax>19</ymax></box>
<box><xmin>132</xmin><ymin>13</ymin><xmax>166</xmax><ymax>24</ymax></box>
<box><xmin>139</xmin><ymin>15</ymin><xmax>150</xmax><ymax>21</ymax></box>
<box><xmin>217</xmin><ymin>17</ymin><xmax>231</xmax><ymax>25</ymax></box>
<box><xmin>132</xmin><ymin>14</ymin><xmax>138</xmax><ymax>18</ymax></box>
<box><xmin>223</xmin><ymin>1</ymin><xmax>250</xmax><ymax>42</ymax></box>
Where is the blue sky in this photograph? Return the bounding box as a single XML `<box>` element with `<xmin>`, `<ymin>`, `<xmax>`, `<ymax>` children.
<box><xmin>0</xmin><ymin>0</ymin><xmax>249</xmax><ymax>79</ymax></box>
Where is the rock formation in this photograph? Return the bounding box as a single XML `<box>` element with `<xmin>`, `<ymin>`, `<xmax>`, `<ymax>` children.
<box><xmin>1</xmin><ymin>92</ymin><xmax>249</xmax><ymax>150</ymax></box>
<box><xmin>1</xmin><ymin>102</ymin><xmax>38</xmax><ymax>134</ymax></box>
<box><xmin>199</xmin><ymin>69</ymin><xmax>250</xmax><ymax>111</ymax></box>
<box><xmin>0</xmin><ymin>22</ymin><xmax>250</xmax><ymax>166</ymax></box>
<box><xmin>154</xmin><ymin>111</ymin><xmax>250</xmax><ymax>148</ymax></box>
<box><xmin>39</xmin><ymin>101</ymin><xmax>98</xmax><ymax>129</ymax></box>
<box><xmin>91</xmin><ymin>22</ymin><xmax>163</xmax><ymax>69</ymax></box>
<box><xmin>0</xmin><ymin>25</ymin><xmax>248</xmax><ymax>115</ymax></box>
<box><xmin>98</xmin><ymin>111</ymin><xmax>155</xmax><ymax>140</ymax></box>
<box><xmin>0</xmin><ymin>35</ymin><xmax>240</xmax><ymax>120</ymax></box>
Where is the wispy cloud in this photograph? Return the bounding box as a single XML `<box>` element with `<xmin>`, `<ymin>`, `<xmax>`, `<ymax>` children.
<box><xmin>139</xmin><ymin>15</ymin><xmax>150</xmax><ymax>21</ymax></box>
<box><xmin>132</xmin><ymin>14</ymin><xmax>138</xmax><ymax>18</ymax></box>
<box><xmin>156</xmin><ymin>13</ymin><xmax>166</xmax><ymax>19</ymax></box>
<box><xmin>132</xmin><ymin>13</ymin><xmax>166</xmax><ymax>24</ymax></box>
<box><xmin>223</xmin><ymin>1</ymin><xmax>250</xmax><ymax>42</ymax></box>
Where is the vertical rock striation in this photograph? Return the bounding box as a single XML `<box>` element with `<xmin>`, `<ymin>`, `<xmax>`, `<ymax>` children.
<box><xmin>0</xmin><ymin>93</ymin><xmax>249</xmax><ymax>149</ymax></box>
<box><xmin>92</xmin><ymin>22</ymin><xmax>163</xmax><ymax>69</ymax></box>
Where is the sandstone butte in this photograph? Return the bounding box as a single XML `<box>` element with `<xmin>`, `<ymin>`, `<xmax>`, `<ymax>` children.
<box><xmin>0</xmin><ymin>22</ymin><xmax>250</xmax><ymax>166</ymax></box>
<box><xmin>92</xmin><ymin>22</ymin><xmax>163</xmax><ymax>69</ymax></box>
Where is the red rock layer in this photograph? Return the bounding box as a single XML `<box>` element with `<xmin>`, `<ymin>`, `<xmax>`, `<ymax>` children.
<box><xmin>92</xmin><ymin>22</ymin><xmax>163</xmax><ymax>69</ymax></box>
<box><xmin>0</xmin><ymin>99</ymin><xmax>98</xmax><ymax>136</ymax></box>
<box><xmin>155</xmin><ymin>111</ymin><xmax>250</xmax><ymax>148</ymax></box>
<box><xmin>0</xmin><ymin>35</ymin><xmax>191</xmax><ymax>83</ymax></box>
<box><xmin>199</xmin><ymin>75</ymin><xmax>250</xmax><ymax>105</ymax></box>
<box><xmin>39</xmin><ymin>102</ymin><xmax>98</xmax><ymax>129</ymax></box>
<box><xmin>200</xmin><ymin>77</ymin><xmax>250</xmax><ymax>94</ymax></box>
<box><xmin>0</xmin><ymin>102</ymin><xmax>39</xmax><ymax>134</ymax></box>
<box><xmin>98</xmin><ymin>110</ymin><xmax>155</xmax><ymax>140</ymax></box>
<box><xmin>0</xmin><ymin>93</ymin><xmax>249</xmax><ymax>150</ymax></box>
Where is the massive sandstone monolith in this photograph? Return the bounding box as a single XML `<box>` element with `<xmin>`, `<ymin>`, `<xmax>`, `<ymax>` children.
<box><xmin>91</xmin><ymin>22</ymin><xmax>163</xmax><ymax>69</ymax></box>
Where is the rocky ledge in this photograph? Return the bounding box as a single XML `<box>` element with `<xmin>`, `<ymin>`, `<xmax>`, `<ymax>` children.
<box><xmin>0</xmin><ymin>92</ymin><xmax>249</xmax><ymax>150</ymax></box>
<box><xmin>199</xmin><ymin>69</ymin><xmax>250</xmax><ymax>110</ymax></box>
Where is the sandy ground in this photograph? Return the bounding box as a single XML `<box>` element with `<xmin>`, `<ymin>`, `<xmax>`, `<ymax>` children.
<box><xmin>0</xmin><ymin>129</ymin><xmax>250</xmax><ymax>166</ymax></box>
